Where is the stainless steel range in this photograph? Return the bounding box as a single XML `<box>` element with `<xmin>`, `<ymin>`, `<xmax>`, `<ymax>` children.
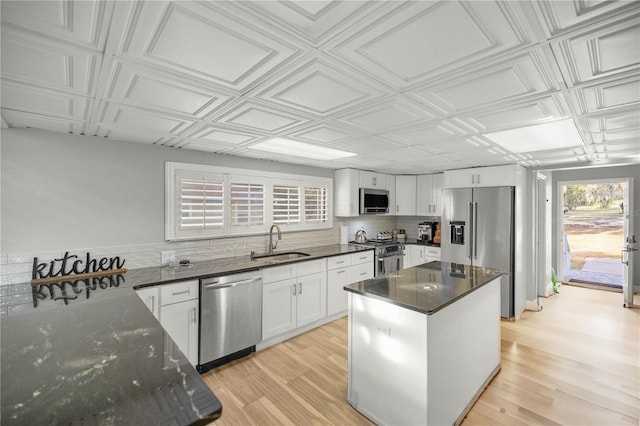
<box><xmin>350</xmin><ymin>238</ymin><xmax>405</xmax><ymax>276</ymax></box>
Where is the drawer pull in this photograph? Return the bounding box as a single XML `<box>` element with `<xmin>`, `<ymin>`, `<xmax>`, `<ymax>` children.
<box><xmin>171</xmin><ymin>289</ymin><xmax>190</xmax><ymax>296</ymax></box>
<box><xmin>337</xmin><ymin>270</ymin><xmax>346</xmax><ymax>274</ymax></box>
<box><xmin>336</xmin><ymin>261</ymin><xmax>345</xmax><ymax>264</ymax></box>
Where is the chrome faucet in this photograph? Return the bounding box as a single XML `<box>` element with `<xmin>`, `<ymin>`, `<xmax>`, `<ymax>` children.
<box><xmin>269</xmin><ymin>223</ymin><xmax>282</xmax><ymax>254</ymax></box>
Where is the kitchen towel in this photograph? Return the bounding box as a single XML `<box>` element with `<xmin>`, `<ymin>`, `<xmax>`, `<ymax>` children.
<box><xmin>340</xmin><ymin>225</ymin><xmax>349</xmax><ymax>244</ymax></box>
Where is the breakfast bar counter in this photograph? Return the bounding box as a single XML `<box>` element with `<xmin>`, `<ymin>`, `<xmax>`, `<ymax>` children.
<box><xmin>344</xmin><ymin>261</ymin><xmax>505</xmax><ymax>426</ymax></box>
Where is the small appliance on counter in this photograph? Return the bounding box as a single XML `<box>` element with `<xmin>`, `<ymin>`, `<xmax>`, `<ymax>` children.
<box><xmin>377</xmin><ymin>231</ymin><xmax>393</xmax><ymax>240</ymax></box>
<box><xmin>418</xmin><ymin>221</ymin><xmax>438</xmax><ymax>244</ymax></box>
<box><xmin>393</xmin><ymin>229</ymin><xmax>406</xmax><ymax>242</ymax></box>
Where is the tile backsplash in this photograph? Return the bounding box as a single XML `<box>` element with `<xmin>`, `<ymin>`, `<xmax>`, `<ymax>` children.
<box><xmin>0</xmin><ymin>227</ymin><xmax>339</xmax><ymax>286</ymax></box>
<box><xmin>0</xmin><ymin>216</ymin><xmax>433</xmax><ymax>286</ymax></box>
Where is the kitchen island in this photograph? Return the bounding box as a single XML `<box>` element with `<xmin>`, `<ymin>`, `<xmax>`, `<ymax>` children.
<box><xmin>344</xmin><ymin>261</ymin><xmax>505</xmax><ymax>426</ymax></box>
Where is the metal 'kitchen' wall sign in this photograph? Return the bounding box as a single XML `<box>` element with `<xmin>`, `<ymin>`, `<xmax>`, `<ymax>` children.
<box><xmin>31</xmin><ymin>251</ymin><xmax>127</xmax><ymax>285</ymax></box>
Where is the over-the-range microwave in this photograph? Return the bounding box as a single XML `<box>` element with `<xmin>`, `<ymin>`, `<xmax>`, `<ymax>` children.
<box><xmin>360</xmin><ymin>188</ymin><xmax>389</xmax><ymax>214</ymax></box>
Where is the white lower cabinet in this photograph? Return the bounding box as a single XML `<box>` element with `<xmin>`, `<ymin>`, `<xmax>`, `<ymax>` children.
<box><xmin>404</xmin><ymin>245</ymin><xmax>441</xmax><ymax>269</ymax></box>
<box><xmin>262</xmin><ymin>259</ymin><xmax>327</xmax><ymax>340</ymax></box>
<box><xmin>135</xmin><ymin>286</ymin><xmax>159</xmax><ymax>318</ymax></box>
<box><xmin>135</xmin><ymin>280</ymin><xmax>199</xmax><ymax>366</ymax></box>
<box><xmin>262</xmin><ymin>277</ymin><xmax>297</xmax><ymax>339</ymax></box>
<box><xmin>327</xmin><ymin>251</ymin><xmax>374</xmax><ymax>316</ymax></box>
<box><xmin>160</xmin><ymin>298</ymin><xmax>198</xmax><ymax>366</ymax></box>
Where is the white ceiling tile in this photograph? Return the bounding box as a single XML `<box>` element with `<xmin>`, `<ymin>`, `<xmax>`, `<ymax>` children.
<box><xmin>180</xmin><ymin>140</ymin><xmax>237</xmax><ymax>154</ymax></box>
<box><xmin>231</xmin><ymin>1</ymin><xmax>379</xmax><ymax>46</ymax></box>
<box><xmin>336</xmin><ymin>98</ymin><xmax>435</xmax><ymax>132</ymax></box>
<box><xmin>187</xmin><ymin>126</ymin><xmax>261</xmax><ymax>146</ymax></box>
<box><xmin>99</xmin><ymin>103</ymin><xmax>193</xmax><ymax>138</ymax></box>
<box><xmin>535</xmin><ymin>0</ymin><xmax>638</xmax><ymax>36</ymax></box>
<box><xmin>576</xmin><ymin>75</ymin><xmax>640</xmax><ymax>113</ymax></box>
<box><xmin>389</xmin><ymin>121</ymin><xmax>468</xmax><ymax>146</ymax></box>
<box><xmin>2</xmin><ymin>110</ymin><xmax>84</xmax><ymax>134</ymax></box>
<box><xmin>105</xmin><ymin>61</ymin><xmax>235</xmax><ymax>117</ymax></box>
<box><xmin>1</xmin><ymin>82</ymin><xmax>89</xmax><ymax>120</ymax></box>
<box><xmin>255</xmin><ymin>57</ymin><xmax>387</xmax><ymax>115</ymax></box>
<box><xmin>466</xmin><ymin>95</ymin><xmax>569</xmax><ymax>131</ymax></box>
<box><xmin>119</xmin><ymin>1</ymin><xmax>300</xmax><ymax>91</ymax></box>
<box><xmin>1</xmin><ymin>0</ymin><xmax>112</xmax><ymax>49</ymax></box>
<box><xmin>553</xmin><ymin>13</ymin><xmax>640</xmax><ymax>85</ymax></box>
<box><xmin>1</xmin><ymin>31</ymin><xmax>99</xmax><ymax>96</ymax></box>
<box><xmin>214</xmin><ymin>101</ymin><xmax>312</xmax><ymax>133</ymax></box>
<box><xmin>413</xmin><ymin>51</ymin><xmax>558</xmax><ymax>113</ymax></box>
<box><xmin>328</xmin><ymin>1</ymin><xmax>540</xmax><ymax>89</ymax></box>
<box><xmin>288</xmin><ymin>123</ymin><xmax>362</xmax><ymax>144</ymax></box>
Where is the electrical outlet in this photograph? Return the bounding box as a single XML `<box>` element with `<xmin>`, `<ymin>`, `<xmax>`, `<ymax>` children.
<box><xmin>161</xmin><ymin>250</ymin><xmax>175</xmax><ymax>265</ymax></box>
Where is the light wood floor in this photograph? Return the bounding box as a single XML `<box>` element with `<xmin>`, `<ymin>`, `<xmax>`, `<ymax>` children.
<box><xmin>202</xmin><ymin>285</ymin><xmax>639</xmax><ymax>425</ymax></box>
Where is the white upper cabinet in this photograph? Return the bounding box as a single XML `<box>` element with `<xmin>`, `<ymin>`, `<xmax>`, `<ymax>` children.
<box><xmin>395</xmin><ymin>175</ymin><xmax>417</xmax><ymax>216</ymax></box>
<box><xmin>334</xmin><ymin>168</ymin><xmax>359</xmax><ymax>217</ymax></box>
<box><xmin>385</xmin><ymin>174</ymin><xmax>396</xmax><ymax>217</ymax></box>
<box><xmin>416</xmin><ymin>173</ymin><xmax>443</xmax><ymax>216</ymax></box>
<box><xmin>359</xmin><ymin>171</ymin><xmax>386</xmax><ymax>189</ymax></box>
<box><xmin>443</xmin><ymin>165</ymin><xmax>517</xmax><ymax>188</ymax></box>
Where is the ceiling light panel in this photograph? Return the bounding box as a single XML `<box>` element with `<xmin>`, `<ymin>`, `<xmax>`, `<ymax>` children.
<box><xmin>485</xmin><ymin>119</ymin><xmax>584</xmax><ymax>153</ymax></box>
<box><xmin>249</xmin><ymin>138</ymin><xmax>356</xmax><ymax>160</ymax></box>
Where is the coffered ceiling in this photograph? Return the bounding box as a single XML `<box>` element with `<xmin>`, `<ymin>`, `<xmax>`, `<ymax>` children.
<box><xmin>2</xmin><ymin>0</ymin><xmax>639</xmax><ymax>174</ymax></box>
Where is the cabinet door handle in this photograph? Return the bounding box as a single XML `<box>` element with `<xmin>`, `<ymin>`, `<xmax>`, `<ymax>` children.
<box><xmin>150</xmin><ymin>296</ymin><xmax>155</xmax><ymax>313</ymax></box>
<box><xmin>396</xmin><ymin>204</ymin><xmax>399</xmax><ymax>213</ymax></box>
<box><xmin>298</xmin><ymin>283</ymin><xmax>302</xmax><ymax>294</ymax></box>
<box><xmin>172</xmin><ymin>289</ymin><xmax>190</xmax><ymax>296</ymax></box>
<box><xmin>192</xmin><ymin>307</ymin><xmax>197</xmax><ymax>323</ymax></box>
<box><xmin>292</xmin><ymin>284</ymin><xmax>297</xmax><ymax>295</ymax></box>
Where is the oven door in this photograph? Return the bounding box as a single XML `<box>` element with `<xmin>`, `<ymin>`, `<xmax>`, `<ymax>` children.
<box><xmin>377</xmin><ymin>254</ymin><xmax>404</xmax><ymax>276</ymax></box>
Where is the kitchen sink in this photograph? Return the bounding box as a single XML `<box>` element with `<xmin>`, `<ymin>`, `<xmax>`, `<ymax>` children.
<box><xmin>251</xmin><ymin>251</ymin><xmax>310</xmax><ymax>262</ymax></box>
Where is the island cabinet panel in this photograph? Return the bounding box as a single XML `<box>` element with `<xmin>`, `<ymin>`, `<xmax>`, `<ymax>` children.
<box><xmin>347</xmin><ymin>278</ymin><xmax>501</xmax><ymax>426</ymax></box>
<box><xmin>348</xmin><ymin>294</ymin><xmax>428</xmax><ymax>426</ymax></box>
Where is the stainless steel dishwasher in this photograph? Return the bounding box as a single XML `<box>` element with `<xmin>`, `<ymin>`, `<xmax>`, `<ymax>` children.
<box><xmin>198</xmin><ymin>270</ymin><xmax>262</xmax><ymax>373</ymax></box>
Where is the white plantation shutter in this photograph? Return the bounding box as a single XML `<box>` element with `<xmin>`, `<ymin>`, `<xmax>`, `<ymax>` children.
<box><xmin>180</xmin><ymin>178</ymin><xmax>224</xmax><ymax>230</ymax></box>
<box><xmin>166</xmin><ymin>162</ymin><xmax>332</xmax><ymax>240</ymax></box>
<box><xmin>305</xmin><ymin>186</ymin><xmax>328</xmax><ymax>223</ymax></box>
<box><xmin>230</xmin><ymin>181</ymin><xmax>264</xmax><ymax>227</ymax></box>
<box><xmin>272</xmin><ymin>184</ymin><xmax>300</xmax><ymax>224</ymax></box>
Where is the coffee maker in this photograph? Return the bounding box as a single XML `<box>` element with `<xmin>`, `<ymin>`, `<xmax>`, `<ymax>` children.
<box><xmin>418</xmin><ymin>221</ymin><xmax>438</xmax><ymax>244</ymax></box>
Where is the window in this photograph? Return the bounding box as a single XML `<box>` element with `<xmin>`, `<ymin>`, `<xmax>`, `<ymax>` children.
<box><xmin>230</xmin><ymin>181</ymin><xmax>265</xmax><ymax>227</ymax></box>
<box><xmin>166</xmin><ymin>162</ymin><xmax>332</xmax><ymax>240</ymax></box>
<box><xmin>180</xmin><ymin>178</ymin><xmax>224</xmax><ymax>230</ymax></box>
<box><xmin>305</xmin><ymin>186</ymin><xmax>328</xmax><ymax>223</ymax></box>
<box><xmin>272</xmin><ymin>184</ymin><xmax>301</xmax><ymax>225</ymax></box>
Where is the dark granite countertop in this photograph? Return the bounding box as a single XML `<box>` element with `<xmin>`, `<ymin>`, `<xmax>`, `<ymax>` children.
<box><xmin>0</xmin><ymin>243</ymin><xmax>370</xmax><ymax>425</ymax></box>
<box><xmin>344</xmin><ymin>261</ymin><xmax>505</xmax><ymax>315</ymax></box>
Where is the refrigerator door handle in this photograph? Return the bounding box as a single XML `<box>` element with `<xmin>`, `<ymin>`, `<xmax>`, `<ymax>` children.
<box><xmin>468</xmin><ymin>201</ymin><xmax>473</xmax><ymax>260</ymax></box>
<box><xmin>473</xmin><ymin>201</ymin><xmax>478</xmax><ymax>260</ymax></box>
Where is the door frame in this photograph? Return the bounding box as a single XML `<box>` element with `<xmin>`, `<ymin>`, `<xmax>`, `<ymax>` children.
<box><xmin>556</xmin><ymin>177</ymin><xmax>633</xmax><ymax>302</ymax></box>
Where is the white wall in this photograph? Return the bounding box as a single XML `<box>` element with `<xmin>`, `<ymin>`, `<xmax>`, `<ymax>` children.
<box><xmin>1</xmin><ymin>128</ymin><xmax>333</xmax><ymax>252</ymax></box>
<box><xmin>0</xmin><ymin>128</ymin><xmax>338</xmax><ymax>285</ymax></box>
<box><xmin>550</xmin><ymin>165</ymin><xmax>640</xmax><ymax>290</ymax></box>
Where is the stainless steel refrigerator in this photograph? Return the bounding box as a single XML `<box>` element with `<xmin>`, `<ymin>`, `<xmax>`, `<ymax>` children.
<box><xmin>441</xmin><ymin>186</ymin><xmax>515</xmax><ymax>318</ymax></box>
